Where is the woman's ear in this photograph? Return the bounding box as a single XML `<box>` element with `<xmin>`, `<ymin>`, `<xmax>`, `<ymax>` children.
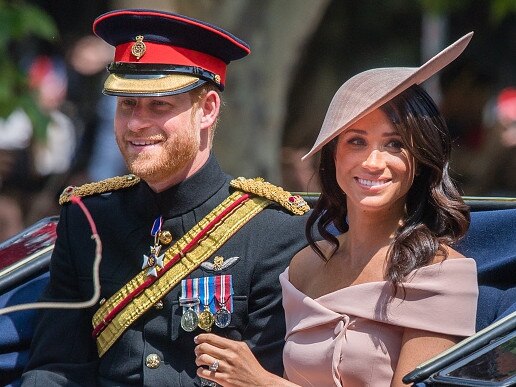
<box><xmin>199</xmin><ymin>90</ymin><xmax>220</xmax><ymax>130</ymax></box>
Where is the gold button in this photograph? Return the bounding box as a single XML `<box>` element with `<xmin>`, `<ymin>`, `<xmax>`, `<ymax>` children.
<box><xmin>145</xmin><ymin>353</ymin><xmax>161</xmax><ymax>369</ymax></box>
<box><xmin>159</xmin><ymin>230</ymin><xmax>173</xmax><ymax>245</ymax></box>
<box><xmin>154</xmin><ymin>300</ymin><xmax>164</xmax><ymax>310</ymax></box>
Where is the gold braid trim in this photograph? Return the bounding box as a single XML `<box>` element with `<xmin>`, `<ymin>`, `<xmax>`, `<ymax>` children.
<box><xmin>230</xmin><ymin>177</ymin><xmax>310</xmax><ymax>215</ymax></box>
<box><xmin>59</xmin><ymin>175</ymin><xmax>140</xmax><ymax>205</ymax></box>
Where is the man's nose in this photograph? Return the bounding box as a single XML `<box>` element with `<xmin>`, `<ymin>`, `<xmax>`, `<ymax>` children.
<box><xmin>126</xmin><ymin>106</ymin><xmax>151</xmax><ymax>132</ymax></box>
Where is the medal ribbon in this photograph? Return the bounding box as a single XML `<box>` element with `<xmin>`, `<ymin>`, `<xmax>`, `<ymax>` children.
<box><xmin>215</xmin><ymin>275</ymin><xmax>233</xmax><ymax>312</ymax></box>
<box><xmin>202</xmin><ymin>277</ymin><xmax>212</xmax><ymax>311</ymax></box>
<box><xmin>181</xmin><ymin>275</ymin><xmax>233</xmax><ymax>315</ymax></box>
<box><xmin>151</xmin><ymin>216</ymin><xmax>163</xmax><ymax>239</ymax></box>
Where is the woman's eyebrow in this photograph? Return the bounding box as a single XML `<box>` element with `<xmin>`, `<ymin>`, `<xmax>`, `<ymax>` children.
<box><xmin>345</xmin><ymin>128</ymin><xmax>400</xmax><ymax>137</ymax></box>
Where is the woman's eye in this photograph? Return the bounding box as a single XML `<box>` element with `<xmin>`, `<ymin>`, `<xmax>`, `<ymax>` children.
<box><xmin>348</xmin><ymin>137</ymin><xmax>365</xmax><ymax>146</ymax></box>
<box><xmin>386</xmin><ymin>140</ymin><xmax>404</xmax><ymax>150</ymax></box>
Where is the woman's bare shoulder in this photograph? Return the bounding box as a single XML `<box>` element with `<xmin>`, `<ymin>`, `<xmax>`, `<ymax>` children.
<box><xmin>289</xmin><ymin>240</ymin><xmax>332</xmax><ymax>289</ymax></box>
<box><xmin>432</xmin><ymin>245</ymin><xmax>466</xmax><ymax>264</ymax></box>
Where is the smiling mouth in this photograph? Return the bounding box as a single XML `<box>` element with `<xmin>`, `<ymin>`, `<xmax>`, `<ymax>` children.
<box><xmin>129</xmin><ymin>139</ymin><xmax>160</xmax><ymax>146</ymax></box>
<box><xmin>355</xmin><ymin>177</ymin><xmax>390</xmax><ymax>187</ymax></box>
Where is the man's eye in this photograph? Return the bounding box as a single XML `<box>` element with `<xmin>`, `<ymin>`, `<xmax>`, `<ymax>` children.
<box><xmin>152</xmin><ymin>100</ymin><xmax>169</xmax><ymax>107</ymax></box>
<box><xmin>119</xmin><ymin>99</ymin><xmax>136</xmax><ymax>107</ymax></box>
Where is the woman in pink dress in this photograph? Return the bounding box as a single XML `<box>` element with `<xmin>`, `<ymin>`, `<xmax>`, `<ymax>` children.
<box><xmin>194</xmin><ymin>32</ymin><xmax>478</xmax><ymax>387</ymax></box>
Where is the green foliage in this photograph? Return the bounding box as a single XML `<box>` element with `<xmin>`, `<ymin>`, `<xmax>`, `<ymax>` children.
<box><xmin>0</xmin><ymin>0</ymin><xmax>58</xmax><ymax>138</ymax></box>
<box><xmin>419</xmin><ymin>0</ymin><xmax>516</xmax><ymax>22</ymax></box>
<box><xmin>419</xmin><ymin>0</ymin><xmax>468</xmax><ymax>15</ymax></box>
<box><xmin>490</xmin><ymin>0</ymin><xmax>516</xmax><ymax>23</ymax></box>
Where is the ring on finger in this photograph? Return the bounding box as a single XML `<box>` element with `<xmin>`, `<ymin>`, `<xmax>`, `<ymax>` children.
<box><xmin>209</xmin><ymin>360</ymin><xmax>219</xmax><ymax>372</ymax></box>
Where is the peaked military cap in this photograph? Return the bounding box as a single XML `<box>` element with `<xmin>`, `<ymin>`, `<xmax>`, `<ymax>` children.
<box><xmin>93</xmin><ymin>9</ymin><xmax>250</xmax><ymax>97</ymax></box>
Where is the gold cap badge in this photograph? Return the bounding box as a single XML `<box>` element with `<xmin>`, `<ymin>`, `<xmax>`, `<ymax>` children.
<box><xmin>131</xmin><ymin>35</ymin><xmax>146</xmax><ymax>60</ymax></box>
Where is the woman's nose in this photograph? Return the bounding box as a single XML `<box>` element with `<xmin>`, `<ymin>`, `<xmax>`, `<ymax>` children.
<box><xmin>362</xmin><ymin>149</ymin><xmax>386</xmax><ymax>170</ymax></box>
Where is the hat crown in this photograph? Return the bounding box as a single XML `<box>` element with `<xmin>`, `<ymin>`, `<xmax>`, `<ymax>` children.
<box><xmin>93</xmin><ymin>9</ymin><xmax>250</xmax><ymax>63</ymax></box>
<box><xmin>92</xmin><ymin>9</ymin><xmax>250</xmax><ymax>96</ymax></box>
<box><xmin>303</xmin><ymin>32</ymin><xmax>473</xmax><ymax>160</ymax></box>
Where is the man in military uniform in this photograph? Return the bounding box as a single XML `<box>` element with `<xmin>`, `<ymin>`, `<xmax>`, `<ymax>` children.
<box><xmin>22</xmin><ymin>9</ymin><xmax>311</xmax><ymax>387</ymax></box>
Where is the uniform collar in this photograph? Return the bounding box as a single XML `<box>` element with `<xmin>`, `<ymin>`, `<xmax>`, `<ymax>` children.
<box><xmin>148</xmin><ymin>155</ymin><xmax>229</xmax><ymax>218</ymax></box>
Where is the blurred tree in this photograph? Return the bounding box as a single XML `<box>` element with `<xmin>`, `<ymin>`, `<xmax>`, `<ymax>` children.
<box><xmin>0</xmin><ymin>0</ymin><xmax>58</xmax><ymax>140</ymax></box>
<box><xmin>167</xmin><ymin>0</ymin><xmax>331</xmax><ymax>184</ymax></box>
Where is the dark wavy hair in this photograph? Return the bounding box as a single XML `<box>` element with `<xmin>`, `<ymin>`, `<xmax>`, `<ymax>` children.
<box><xmin>306</xmin><ymin>84</ymin><xmax>470</xmax><ymax>288</ymax></box>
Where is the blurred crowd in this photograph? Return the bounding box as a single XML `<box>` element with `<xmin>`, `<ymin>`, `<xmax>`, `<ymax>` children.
<box><xmin>0</xmin><ymin>35</ymin><xmax>127</xmax><ymax>242</ymax></box>
<box><xmin>448</xmin><ymin>86</ymin><xmax>516</xmax><ymax>198</ymax></box>
<box><xmin>467</xmin><ymin>87</ymin><xmax>516</xmax><ymax>196</ymax></box>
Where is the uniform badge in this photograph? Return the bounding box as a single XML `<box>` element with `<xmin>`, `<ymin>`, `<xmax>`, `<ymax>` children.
<box><xmin>131</xmin><ymin>35</ymin><xmax>146</xmax><ymax>60</ymax></box>
<box><xmin>142</xmin><ymin>216</ymin><xmax>171</xmax><ymax>277</ymax></box>
<box><xmin>142</xmin><ymin>245</ymin><xmax>164</xmax><ymax>277</ymax></box>
<box><xmin>201</xmin><ymin>256</ymin><xmax>240</xmax><ymax>271</ymax></box>
<box><xmin>180</xmin><ymin>275</ymin><xmax>234</xmax><ymax>332</ymax></box>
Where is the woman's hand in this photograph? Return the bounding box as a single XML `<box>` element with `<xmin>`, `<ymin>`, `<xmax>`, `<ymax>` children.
<box><xmin>194</xmin><ymin>333</ymin><xmax>296</xmax><ymax>387</ymax></box>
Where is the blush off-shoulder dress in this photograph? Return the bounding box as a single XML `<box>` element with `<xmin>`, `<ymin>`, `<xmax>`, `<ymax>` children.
<box><xmin>280</xmin><ymin>258</ymin><xmax>478</xmax><ymax>387</ymax></box>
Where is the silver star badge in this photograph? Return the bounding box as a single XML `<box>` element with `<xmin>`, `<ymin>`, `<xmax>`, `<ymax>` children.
<box><xmin>142</xmin><ymin>245</ymin><xmax>164</xmax><ymax>277</ymax></box>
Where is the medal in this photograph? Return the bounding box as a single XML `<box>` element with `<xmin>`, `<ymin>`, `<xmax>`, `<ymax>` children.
<box><xmin>179</xmin><ymin>296</ymin><xmax>200</xmax><ymax>332</ymax></box>
<box><xmin>197</xmin><ymin>275</ymin><xmax>215</xmax><ymax>331</ymax></box>
<box><xmin>180</xmin><ymin>275</ymin><xmax>233</xmax><ymax>332</ymax></box>
<box><xmin>214</xmin><ymin>307</ymin><xmax>231</xmax><ymax>328</ymax></box>
<box><xmin>142</xmin><ymin>216</ymin><xmax>170</xmax><ymax>278</ymax></box>
<box><xmin>214</xmin><ymin>275</ymin><xmax>233</xmax><ymax>328</ymax></box>
<box><xmin>214</xmin><ymin>293</ymin><xmax>231</xmax><ymax>328</ymax></box>
<box><xmin>198</xmin><ymin>305</ymin><xmax>214</xmax><ymax>332</ymax></box>
<box><xmin>181</xmin><ymin>307</ymin><xmax>199</xmax><ymax>332</ymax></box>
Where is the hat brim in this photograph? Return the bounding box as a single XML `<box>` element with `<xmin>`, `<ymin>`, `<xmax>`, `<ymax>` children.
<box><xmin>103</xmin><ymin>73</ymin><xmax>206</xmax><ymax>97</ymax></box>
<box><xmin>302</xmin><ymin>32</ymin><xmax>474</xmax><ymax>160</ymax></box>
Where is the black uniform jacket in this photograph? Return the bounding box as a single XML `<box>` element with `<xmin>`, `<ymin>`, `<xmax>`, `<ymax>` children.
<box><xmin>22</xmin><ymin>156</ymin><xmax>311</xmax><ymax>386</ymax></box>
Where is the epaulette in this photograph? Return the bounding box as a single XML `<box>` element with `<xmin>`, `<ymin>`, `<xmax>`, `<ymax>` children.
<box><xmin>230</xmin><ymin>177</ymin><xmax>310</xmax><ymax>215</ymax></box>
<box><xmin>59</xmin><ymin>174</ymin><xmax>141</xmax><ymax>205</ymax></box>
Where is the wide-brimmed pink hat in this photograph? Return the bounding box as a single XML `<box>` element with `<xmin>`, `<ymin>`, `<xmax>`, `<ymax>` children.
<box><xmin>302</xmin><ymin>32</ymin><xmax>474</xmax><ymax>160</ymax></box>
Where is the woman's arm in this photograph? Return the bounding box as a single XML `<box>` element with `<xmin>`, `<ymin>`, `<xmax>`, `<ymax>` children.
<box><xmin>194</xmin><ymin>333</ymin><xmax>298</xmax><ymax>387</ymax></box>
<box><xmin>391</xmin><ymin>327</ymin><xmax>461</xmax><ymax>387</ymax></box>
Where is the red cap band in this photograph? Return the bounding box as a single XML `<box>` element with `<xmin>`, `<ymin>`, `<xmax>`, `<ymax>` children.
<box><xmin>114</xmin><ymin>41</ymin><xmax>227</xmax><ymax>85</ymax></box>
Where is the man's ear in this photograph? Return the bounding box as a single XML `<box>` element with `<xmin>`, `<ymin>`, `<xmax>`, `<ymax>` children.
<box><xmin>200</xmin><ymin>90</ymin><xmax>220</xmax><ymax>130</ymax></box>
